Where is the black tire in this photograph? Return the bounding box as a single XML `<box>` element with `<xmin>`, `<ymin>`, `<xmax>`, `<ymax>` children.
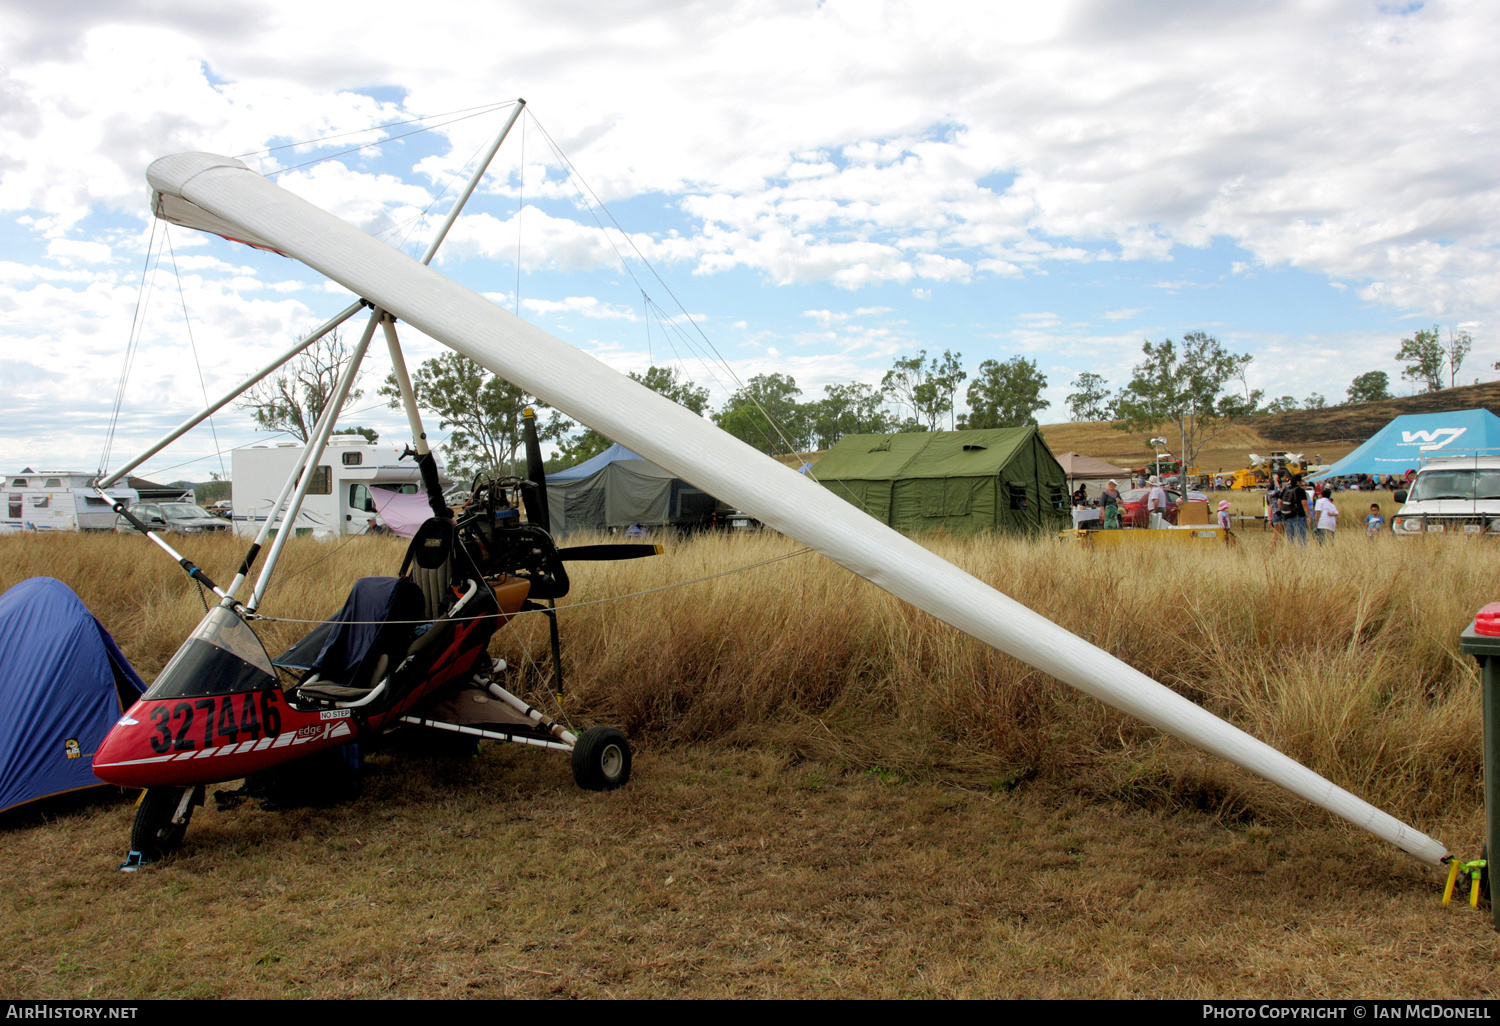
<box><xmin>130</xmin><ymin>787</ymin><xmax>192</xmax><ymax>861</ymax></box>
<box><xmin>571</xmin><ymin>726</ymin><xmax>632</xmax><ymax>791</ymax></box>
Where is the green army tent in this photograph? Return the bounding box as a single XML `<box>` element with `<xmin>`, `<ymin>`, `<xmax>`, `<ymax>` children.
<box><xmin>813</xmin><ymin>427</ymin><xmax>1069</xmax><ymax>534</ymax></box>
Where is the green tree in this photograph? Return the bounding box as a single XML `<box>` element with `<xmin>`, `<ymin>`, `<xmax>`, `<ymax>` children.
<box><xmin>629</xmin><ymin>365</ymin><xmax>711</xmax><ymax>416</ymax></box>
<box><xmin>1303</xmin><ymin>393</ymin><xmax>1327</xmax><ymax>410</ymax></box>
<box><xmin>334</xmin><ymin>426</ymin><xmax>379</xmax><ymax>444</ymax></box>
<box><xmin>1345</xmin><ymin>371</ymin><xmax>1391</xmax><ymax>405</ymax></box>
<box><xmin>962</xmin><ymin>357</ymin><xmax>1050</xmax><ymax>428</ymax></box>
<box><xmin>714</xmin><ymin>373</ymin><xmax>809</xmax><ymax>454</ymax></box>
<box><xmin>382</xmin><ymin>351</ymin><xmax>558</xmax><ymax>478</ymax></box>
<box><xmin>1113</xmin><ymin>332</ymin><xmax>1260</xmax><ymax>484</ymax></box>
<box><xmin>808</xmin><ymin>382</ymin><xmax>890</xmax><ymax>449</ymax></box>
<box><xmin>237</xmin><ymin>329</ymin><xmax>363</xmax><ymax>442</ymax></box>
<box><xmin>1397</xmin><ymin>327</ymin><xmax>1444</xmax><ymax>392</ymax></box>
<box><xmin>881</xmin><ymin>349</ymin><xmax>966</xmax><ymax>430</ymax></box>
<box><xmin>1065</xmin><ymin>372</ymin><xmax>1112</xmax><ymax>422</ymax></box>
<box><xmin>1264</xmin><ymin>396</ymin><xmax>1300</xmax><ymax>414</ymax></box>
<box><xmin>1445</xmin><ymin>328</ymin><xmax>1473</xmax><ymax>388</ymax></box>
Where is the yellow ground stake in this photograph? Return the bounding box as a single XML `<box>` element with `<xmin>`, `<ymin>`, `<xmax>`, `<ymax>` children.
<box><xmin>1441</xmin><ymin>858</ymin><xmax>1487</xmax><ymax>908</ymax></box>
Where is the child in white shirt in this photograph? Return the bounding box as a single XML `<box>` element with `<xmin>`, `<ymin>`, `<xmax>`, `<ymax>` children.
<box><xmin>1314</xmin><ymin>491</ymin><xmax>1339</xmax><ymax>544</ymax></box>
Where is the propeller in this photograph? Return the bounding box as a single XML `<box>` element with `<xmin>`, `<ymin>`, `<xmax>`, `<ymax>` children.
<box><xmin>519</xmin><ymin>407</ymin><xmax>551</xmax><ymax>530</ymax></box>
<box><xmin>558</xmin><ymin>543</ymin><xmax>663</xmax><ymax>562</ymax></box>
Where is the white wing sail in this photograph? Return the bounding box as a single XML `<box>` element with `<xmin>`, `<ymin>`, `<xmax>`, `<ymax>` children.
<box><xmin>146</xmin><ymin>152</ymin><xmax>1446</xmax><ymax>866</ymax></box>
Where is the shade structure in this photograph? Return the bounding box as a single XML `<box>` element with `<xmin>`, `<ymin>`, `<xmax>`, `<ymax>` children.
<box><xmin>1055</xmin><ymin>451</ymin><xmax>1131</xmax><ymax>494</ymax></box>
<box><xmin>1311</xmin><ymin>409</ymin><xmax>1500</xmax><ymax>481</ymax></box>
<box><xmin>142</xmin><ymin>151</ymin><xmax>1448</xmax><ymax>865</ymax></box>
<box><xmin>0</xmin><ymin>578</ymin><xmax>145</xmax><ymax>813</ymax></box>
<box><xmin>814</xmin><ymin>428</ymin><xmax>1070</xmax><ymax>534</ymax></box>
<box><xmin>547</xmin><ymin>444</ymin><xmax>717</xmax><ymax>537</ymax></box>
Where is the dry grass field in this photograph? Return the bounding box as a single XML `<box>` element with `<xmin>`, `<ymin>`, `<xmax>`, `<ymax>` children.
<box><xmin>2</xmin><ymin>521</ymin><xmax>1499</xmax><ymax>998</ymax></box>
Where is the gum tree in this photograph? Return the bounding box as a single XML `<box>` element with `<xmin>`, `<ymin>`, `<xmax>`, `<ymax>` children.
<box><xmin>1113</xmin><ymin>331</ymin><xmax>1260</xmax><ymax>490</ymax></box>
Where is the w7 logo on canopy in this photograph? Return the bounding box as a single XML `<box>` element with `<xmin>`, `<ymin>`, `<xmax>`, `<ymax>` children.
<box><xmin>1400</xmin><ymin>427</ymin><xmax>1468</xmax><ymax>450</ymax></box>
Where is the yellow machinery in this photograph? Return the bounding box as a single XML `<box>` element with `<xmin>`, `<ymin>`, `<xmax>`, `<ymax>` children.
<box><xmin>1228</xmin><ymin>451</ymin><xmax>1305</xmax><ymax>490</ymax></box>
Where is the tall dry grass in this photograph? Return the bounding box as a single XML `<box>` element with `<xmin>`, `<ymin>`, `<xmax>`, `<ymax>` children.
<box><xmin>0</xmin><ymin>525</ymin><xmax>1490</xmax><ymax>831</ymax></box>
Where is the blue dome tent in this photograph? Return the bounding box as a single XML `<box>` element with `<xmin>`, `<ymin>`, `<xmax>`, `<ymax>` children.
<box><xmin>1310</xmin><ymin>409</ymin><xmax>1500</xmax><ymax>481</ymax></box>
<box><xmin>0</xmin><ymin>578</ymin><xmax>145</xmax><ymax>813</ymax></box>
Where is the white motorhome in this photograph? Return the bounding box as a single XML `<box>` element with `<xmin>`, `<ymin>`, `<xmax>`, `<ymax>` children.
<box><xmin>231</xmin><ymin>436</ymin><xmax>443</xmax><ymax>538</ymax></box>
<box><xmin>2</xmin><ymin>471</ymin><xmax>138</xmax><ymax>532</ymax></box>
<box><xmin>1390</xmin><ymin>455</ymin><xmax>1500</xmax><ymax>536</ymax></box>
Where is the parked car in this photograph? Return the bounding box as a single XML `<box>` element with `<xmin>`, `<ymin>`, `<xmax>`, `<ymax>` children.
<box><xmin>207</xmin><ymin>500</ymin><xmax>233</xmax><ymax>520</ymax></box>
<box><xmin>1390</xmin><ymin>457</ymin><xmax>1500</xmax><ymax>537</ymax></box>
<box><xmin>1118</xmin><ymin>487</ymin><xmax>1180</xmax><ymax>528</ymax></box>
<box><xmin>113</xmin><ymin>501</ymin><xmax>231</xmax><ymax>535</ymax></box>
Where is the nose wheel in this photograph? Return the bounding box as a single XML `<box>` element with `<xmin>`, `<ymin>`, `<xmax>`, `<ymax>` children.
<box><xmin>123</xmin><ymin>785</ymin><xmax>201</xmax><ymax>868</ymax></box>
<box><xmin>571</xmin><ymin>726</ymin><xmax>632</xmax><ymax>791</ymax></box>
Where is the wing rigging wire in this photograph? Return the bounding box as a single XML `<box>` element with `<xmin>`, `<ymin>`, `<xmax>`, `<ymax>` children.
<box><xmin>234</xmin><ymin>101</ymin><xmax>516</xmax><ymax>160</ymax></box>
<box><xmin>163</xmin><ymin>226</ymin><xmax>228</xmax><ymax>485</ymax></box>
<box><xmin>253</xmin><ymin>103</ymin><xmax>518</xmax><ymax>178</ymax></box>
<box><xmin>99</xmin><ymin>219</ymin><xmax>164</xmax><ymax>478</ymax></box>
<box><xmin>523</xmin><ymin>110</ymin><xmax>816</xmax><ymax>467</ymax></box>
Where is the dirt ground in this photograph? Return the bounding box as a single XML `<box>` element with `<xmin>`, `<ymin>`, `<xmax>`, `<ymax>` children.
<box><xmin>2</xmin><ymin>744</ymin><xmax>1495</xmax><ymax>1000</ymax></box>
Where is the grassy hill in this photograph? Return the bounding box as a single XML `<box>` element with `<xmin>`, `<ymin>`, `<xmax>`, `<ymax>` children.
<box><xmin>1039</xmin><ymin>380</ymin><xmax>1500</xmax><ymax>475</ymax></box>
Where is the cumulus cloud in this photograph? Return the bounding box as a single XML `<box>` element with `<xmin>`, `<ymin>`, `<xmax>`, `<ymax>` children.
<box><xmin>4</xmin><ymin>0</ymin><xmax>1500</xmax><ymax>471</ymax></box>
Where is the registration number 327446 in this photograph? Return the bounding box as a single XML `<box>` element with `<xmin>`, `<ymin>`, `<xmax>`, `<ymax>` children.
<box><xmin>148</xmin><ymin>692</ymin><xmax>283</xmax><ymax>753</ymax></box>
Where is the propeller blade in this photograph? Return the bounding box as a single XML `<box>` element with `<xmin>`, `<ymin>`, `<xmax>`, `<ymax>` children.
<box><xmin>558</xmin><ymin>543</ymin><xmax>663</xmax><ymax>562</ymax></box>
<box><xmin>520</xmin><ymin>407</ymin><xmax>552</xmax><ymax>530</ymax></box>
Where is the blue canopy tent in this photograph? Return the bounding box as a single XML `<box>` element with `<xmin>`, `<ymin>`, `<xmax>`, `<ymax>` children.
<box><xmin>0</xmin><ymin>578</ymin><xmax>145</xmax><ymax>813</ymax></box>
<box><xmin>1311</xmin><ymin>409</ymin><xmax>1500</xmax><ymax>481</ymax></box>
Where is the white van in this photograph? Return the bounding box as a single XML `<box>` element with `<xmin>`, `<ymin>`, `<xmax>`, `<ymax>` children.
<box><xmin>1</xmin><ymin>471</ymin><xmax>138</xmax><ymax>531</ymax></box>
<box><xmin>1390</xmin><ymin>456</ymin><xmax>1500</xmax><ymax>536</ymax></box>
<box><xmin>231</xmin><ymin>437</ymin><xmax>445</xmax><ymax>539</ymax></box>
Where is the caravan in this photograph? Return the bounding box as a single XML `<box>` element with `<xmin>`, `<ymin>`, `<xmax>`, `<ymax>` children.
<box><xmin>231</xmin><ymin>437</ymin><xmax>441</xmax><ymax>539</ymax></box>
<box><xmin>2</xmin><ymin>471</ymin><xmax>138</xmax><ymax>532</ymax></box>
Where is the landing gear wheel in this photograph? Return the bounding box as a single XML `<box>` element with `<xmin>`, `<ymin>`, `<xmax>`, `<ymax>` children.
<box><xmin>571</xmin><ymin>726</ymin><xmax>632</xmax><ymax>791</ymax></box>
<box><xmin>129</xmin><ymin>786</ymin><xmax>195</xmax><ymax>862</ymax></box>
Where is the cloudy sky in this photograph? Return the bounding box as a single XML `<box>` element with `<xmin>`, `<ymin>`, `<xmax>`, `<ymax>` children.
<box><xmin>2</xmin><ymin>0</ymin><xmax>1497</xmax><ymax>481</ymax></box>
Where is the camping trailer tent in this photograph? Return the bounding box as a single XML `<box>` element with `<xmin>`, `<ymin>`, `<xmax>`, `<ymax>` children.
<box><xmin>813</xmin><ymin>428</ymin><xmax>1070</xmax><ymax>534</ymax></box>
<box><xmin>546</xmin><ymin>443</ymin><xmax>718</xmax><ymax>536</ymax></box>
<box><xmin>0</xmin><ymin>578</ymin><xmax>145</xmax><ymax>813</ymax></box>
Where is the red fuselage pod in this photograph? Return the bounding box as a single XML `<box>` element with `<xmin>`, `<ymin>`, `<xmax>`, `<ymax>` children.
<box><xmin>94</xmin><ymin>691</ymin><xmax>355</xmax><ymax>788</ymax></box>
<box><xmin>93</xmin><ymin>604</ymin><xmax>353</xmax><ymax>788</ymax></box>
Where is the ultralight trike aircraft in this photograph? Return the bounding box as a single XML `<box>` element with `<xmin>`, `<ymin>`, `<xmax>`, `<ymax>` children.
<box><xmin>92</xmin><ymin>100</ymin><xmax>1452</xmax><ymax>875</ymax></box>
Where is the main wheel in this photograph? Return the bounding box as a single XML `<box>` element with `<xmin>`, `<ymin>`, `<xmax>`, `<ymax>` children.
<box><xmin>129</xmin><ymin>787</ymin><xmax>194</xmax><ymax>861</ymax></box>
<box><xmin>571</xmin><ymin>726</ymin><xmax>632</xmax><ymax>791</ymax></box>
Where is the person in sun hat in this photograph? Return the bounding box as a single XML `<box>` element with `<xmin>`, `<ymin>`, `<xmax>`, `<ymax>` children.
<box><xmin>1217</xmin><ymin>499</ymin><xmax>1232</xmax><ymax>531</ymax></box>
<box><xmin>1146</xmin><ymin>475</ymin><xmax>1169</xmax><ymax>527</ymax></box>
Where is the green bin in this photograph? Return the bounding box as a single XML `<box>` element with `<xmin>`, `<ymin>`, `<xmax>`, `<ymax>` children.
<box><xmin>1459</xmin><ymin>613</ymin><xmax>1500</xmax><ymax>930</ymax></box>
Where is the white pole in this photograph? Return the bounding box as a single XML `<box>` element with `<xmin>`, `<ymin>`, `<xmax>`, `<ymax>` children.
<box><xmin>98</xmin><ymin>300</ymin><xmax>365</xmax><ymax>488</ymax></box>
<box><xmin>247</xmin><ymin>310</ymin><xmax>379</xmax><ymax>611</ymax></box>
<box><xmin>381</xmin><ymin>315</ymin><xmax>429</xmax><ymax>455</ymax></box>
<box><xmin>418</xmin><ymin>100</ymin><xmax>525</xmax><ymax>267</ymax></box>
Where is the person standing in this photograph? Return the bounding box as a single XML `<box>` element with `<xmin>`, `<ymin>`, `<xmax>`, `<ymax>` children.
<box><xmin>1146</xmin><ymin>475</ymin><xmax>1169</xmax><ymax>528</ymax></box>
<box><xmin>1217</xmin><ymin>499</ymin><xmax>1232</xmax><ymax>531</ymax></box>
<box><xmin>1266</xmin><ymin>473</ymin><xmax>1285</xmax><ymax>547</ymax></box>
<box><xmin>1365</xmin><ymin>503</ymin><xmax>1385</xmax><ymax>537</ymax></box>
<box><xmin>1101</xmin><ymin>479</ymin><xmax>1122</xmax><ymax>529</ymax></box>
<box><xmin>1281</xmin><ymin>474</ymin><xmax>1311</xmax><ymax>545</ymax></box>
<box><xmin>1314</xmin><ymin>488</ymin><xmax>1339</xmax><ymax>544</ymax></box>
